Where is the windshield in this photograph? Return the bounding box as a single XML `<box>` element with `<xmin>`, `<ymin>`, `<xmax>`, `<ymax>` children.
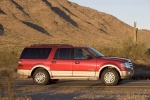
<box><xmin>87</xmin><ymin>47</ymin><xmax>104</xmax><ymax>57</ymax></box>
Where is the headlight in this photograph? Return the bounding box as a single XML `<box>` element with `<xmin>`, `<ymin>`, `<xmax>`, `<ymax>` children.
<box><xmin>121</xmin><ymin>63</ymin><xmax>130</xmax><ymax>68</ymax></box>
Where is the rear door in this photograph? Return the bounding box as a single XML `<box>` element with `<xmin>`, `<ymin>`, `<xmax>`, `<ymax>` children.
<box><xmin>50</xmin><ymin>48</ymin><xmax>73</xmax><ymax>76</ymax></box>
<box><xmin>72</xmin><ymin>48</ymin><xmax>97</xmax><ymax>77</ymax></box>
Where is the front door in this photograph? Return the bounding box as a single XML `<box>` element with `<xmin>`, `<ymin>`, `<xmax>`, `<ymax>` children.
<box><xmin>72</xmin><ymin>48</ymin><xmax>96</xmax><ymax>77</ymax></box>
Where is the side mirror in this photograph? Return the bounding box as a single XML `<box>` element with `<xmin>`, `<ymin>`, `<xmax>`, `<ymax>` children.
<box><xmin>86</xmin><ymin>55</ymin><xmax>93</xmax><ymax>59</ymax></box>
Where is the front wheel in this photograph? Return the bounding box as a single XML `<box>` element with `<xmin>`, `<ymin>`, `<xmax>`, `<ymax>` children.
<box><xmin>33</xmin><ymin>68</ymin><xmax>50</xmax><ymax>85</ymax></box>
<box><xmin>101</xmin><ymin>69</ymin><xmax>120</xmax><ymax>86</ymax></box>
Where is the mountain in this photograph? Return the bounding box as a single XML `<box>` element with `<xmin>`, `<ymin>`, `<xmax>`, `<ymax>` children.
<box><xmin>0</xmin><ymin>0</ymin><xmax>150</xmax><ymax>51</ymax></box>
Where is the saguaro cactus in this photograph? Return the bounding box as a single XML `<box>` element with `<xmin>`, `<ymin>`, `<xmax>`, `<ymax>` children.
<box><xmin>133</xmin><ymin>22</ymin><xmax>138</xmax><ymax>45</ymax></box>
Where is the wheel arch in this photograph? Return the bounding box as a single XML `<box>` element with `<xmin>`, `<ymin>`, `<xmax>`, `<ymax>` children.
<box><xmin>99</xmin><ymin>64</ymin><xmax>121</xmax><ymax>79</ymax></box>
<box><xmin>30</xmin><ymin>65</ymin><xmax>51</xmax><ymax>78</ymax></box>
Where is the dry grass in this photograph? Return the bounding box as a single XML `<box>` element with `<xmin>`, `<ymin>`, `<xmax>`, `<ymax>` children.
<box><xmin>0</xmin><ymin>72</ymin><xmax>31</xmax><ymax>100</ymax></box>
<box><xmin>0</xmin><ymin>50</ymin><xmax>17</xmax><ymax>99</ymax></box>
<box><xmin>0</xmin><ymin>50</ymin><xmax>18</xmax><ymax>77</ymax></box>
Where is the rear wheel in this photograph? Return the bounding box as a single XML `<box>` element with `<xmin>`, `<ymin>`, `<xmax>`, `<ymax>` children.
<box><xmin>101</xmin><ymin>69</ymin><xmax>120</xmax><ymax>86</ymax></box>
<box><xmin>33</xmin><ymin>68</ymin><xmax>50</xmax><ymax>85</ymax></box>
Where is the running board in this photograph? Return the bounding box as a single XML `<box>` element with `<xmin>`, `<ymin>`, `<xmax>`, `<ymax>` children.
<box><xmin>51</xmin><ymin>76</ymin><xmax>99</xmax><ymax>80</ymax></box>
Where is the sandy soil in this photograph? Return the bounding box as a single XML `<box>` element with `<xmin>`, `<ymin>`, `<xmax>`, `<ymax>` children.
<box><xmin>15</xmin><ymin>86</ymin><xmax>150</xmax><ymax>100</ymax></box>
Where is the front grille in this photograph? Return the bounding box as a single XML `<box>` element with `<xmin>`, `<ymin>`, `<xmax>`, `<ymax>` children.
<box><xmin>128</xmin><ymin>60</ymin><xmax>133</xmax><ymax>68</ymax></box>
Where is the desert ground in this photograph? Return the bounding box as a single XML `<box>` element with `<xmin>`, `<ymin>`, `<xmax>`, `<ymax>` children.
<box><xmin>2</xmin><ymin>79</ymin><xmax>150</xmax><ymax>100</ymax></box>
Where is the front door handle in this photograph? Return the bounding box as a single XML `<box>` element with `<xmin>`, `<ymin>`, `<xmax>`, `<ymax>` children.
<box><xmin>52</xmin><ymin>61</ymin><xmax>56</xmax><ymax>64</ymax></box>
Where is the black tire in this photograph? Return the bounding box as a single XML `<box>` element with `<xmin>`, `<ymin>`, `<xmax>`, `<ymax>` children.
<box><xmin>33</xmin><ymin>68</ymin><xmax>50</xmax><ymax>85</ymax></box>
<box><xmin>101</xmin><ymin>69</ymin><xmax>120</xmax><ymax>86</ymax></box>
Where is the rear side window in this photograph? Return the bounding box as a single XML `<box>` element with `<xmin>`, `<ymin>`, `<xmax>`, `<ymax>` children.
<box><xmin>20</xmin><ymin>48</ymin><xmax>52</xmax><ymax>59</ymax></box>
<box><xmin>54</xmin><ymin>48</ymin><xmax>72</xmax><ymax>59</ymax></box>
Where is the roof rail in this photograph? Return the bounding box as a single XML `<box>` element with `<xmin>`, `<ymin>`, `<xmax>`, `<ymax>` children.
<box><xmin>31</xmin><ymin>44</ymin><xmax>73</xmax><ymax>46</ymax></box>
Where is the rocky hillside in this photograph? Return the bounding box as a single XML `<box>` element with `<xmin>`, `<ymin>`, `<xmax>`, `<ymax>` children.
<box><xmin>0</xmin><ymin>0</ymin><xmax>150</xmax><ymax>51</ymax></box>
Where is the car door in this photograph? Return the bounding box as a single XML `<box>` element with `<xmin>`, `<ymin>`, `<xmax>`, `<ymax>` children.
<box><xmin>50</xmin><ymin>48</ymin><xmax>73</xmax><ymax>77</ymax></box>
<box><xmin>72</xmin><ymin>48</ymin><xmax>97</xmax><ymax>77</ymax></box>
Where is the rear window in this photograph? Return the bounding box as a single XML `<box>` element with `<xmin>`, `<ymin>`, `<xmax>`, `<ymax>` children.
<box><xmin>20</xmin><ymin>48</ymin><xmax>52</xmax><ymax>59</ymax></box>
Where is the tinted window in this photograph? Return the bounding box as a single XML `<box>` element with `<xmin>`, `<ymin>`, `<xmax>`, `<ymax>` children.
<box><xmin>20</xmin><ymin>48</ymin><xmax>51</xmax><ymax>59</ymax></box>
<box><xmin>54</xmin><ymin>48</ymin><xmax>72</xmax><ymax>59</ymax></box>
<box><xmin>74</xmin><ymin>48</ymin><xmax>91</xmax><ymax>59</ymax></box>
<box><xmin>87</xmin><ymin>47</ymin><xmax>104</xmax><ymax>57</ymax></box>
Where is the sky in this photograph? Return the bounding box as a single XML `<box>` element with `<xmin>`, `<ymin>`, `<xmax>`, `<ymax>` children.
<box><xmin>69</xmin><ymin>0</ymin><xmax>150</xmax><ymax>30</ymax></box>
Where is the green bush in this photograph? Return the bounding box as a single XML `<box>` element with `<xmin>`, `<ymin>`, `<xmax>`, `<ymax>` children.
<box><xmin>93</xmin><ymin>40</ymin><xmax>148</xmax><ymax>64</ymax></box>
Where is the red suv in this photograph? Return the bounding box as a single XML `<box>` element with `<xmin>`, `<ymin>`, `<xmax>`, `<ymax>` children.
<box><xmin>17</xmin><ymin>44</ymin><xmax>134</xmax><ymax>86</ymax></box>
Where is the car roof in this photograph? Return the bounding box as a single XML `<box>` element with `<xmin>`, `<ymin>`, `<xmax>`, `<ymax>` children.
<box><xmin>25</xmin><ymin>44</ymin><xmax>86</xmax><ymax>48</ymax></box>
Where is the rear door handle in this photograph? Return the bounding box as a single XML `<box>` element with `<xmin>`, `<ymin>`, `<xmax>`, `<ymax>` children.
<box><xmin>75</xmin><ymin>61</ymin><xmax>80</xmax><ymax>64</ymax></box>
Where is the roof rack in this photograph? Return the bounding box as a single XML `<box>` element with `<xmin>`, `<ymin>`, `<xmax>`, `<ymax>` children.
<box><xmin>31</xmin><ymin>44</ymin><xmax>73</xmax><ymax>46</ymax></box>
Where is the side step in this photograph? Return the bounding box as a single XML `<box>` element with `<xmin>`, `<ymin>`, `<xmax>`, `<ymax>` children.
<box><xmin>51</xmin><ymin>76</ymin><xmax>99</xmax><ymax>80</ymax></box>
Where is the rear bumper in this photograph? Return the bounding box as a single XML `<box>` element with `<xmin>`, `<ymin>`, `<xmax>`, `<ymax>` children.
<box><xmin>120</xmin><ymin>69</ymin><xmax>134</xmax><ymax>79</ymax></box>
<box><xmin>17</xmin><ymin>69</ymin><xmax>30</xmax><ymax>78</ymax></box>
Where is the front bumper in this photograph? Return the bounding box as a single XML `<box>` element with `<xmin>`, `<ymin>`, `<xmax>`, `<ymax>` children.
<box><xmin>120</xmin><ymin>69</ymin><xmax>134</xmax><ymax>79</ymax></box>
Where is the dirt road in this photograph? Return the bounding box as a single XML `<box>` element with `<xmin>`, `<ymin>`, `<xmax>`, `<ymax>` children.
<box><xmin>12</xmin><ymin>79</ymin><xmax>150</xmax><ymax>100</ymax></box>
<box><xmin>16</xmin><ymin>79</ymin><xmax>150</xmax><ymax>87</ymax></box>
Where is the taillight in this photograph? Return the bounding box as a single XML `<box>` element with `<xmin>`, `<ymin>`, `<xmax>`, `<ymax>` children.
<box><xmin>18</xmin><ymin>60</ymin><xmax>23</xmax><ymax>66</ymax></box>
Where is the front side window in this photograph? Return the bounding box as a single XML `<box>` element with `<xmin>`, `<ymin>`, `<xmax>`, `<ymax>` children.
<box><xmin>54</xmin><ymin>48</ymin><xmax>72</xmax><ymax>60</ymax></box>
<box><xmin>74</xmin><ymin>48</ymin><xmax>92</xmax><ymax>59</ymax></box>
<box><xmin>87</xmin><ymin>47</ymin><xmax>104</xmax><ymax>57</ymax></box>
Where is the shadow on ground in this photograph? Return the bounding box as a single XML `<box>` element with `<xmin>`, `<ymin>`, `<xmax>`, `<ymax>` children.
<box><xmin>132</xmin><ymin>63</ymin><xmax>150</xmax><ymax>80</ymax></box>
